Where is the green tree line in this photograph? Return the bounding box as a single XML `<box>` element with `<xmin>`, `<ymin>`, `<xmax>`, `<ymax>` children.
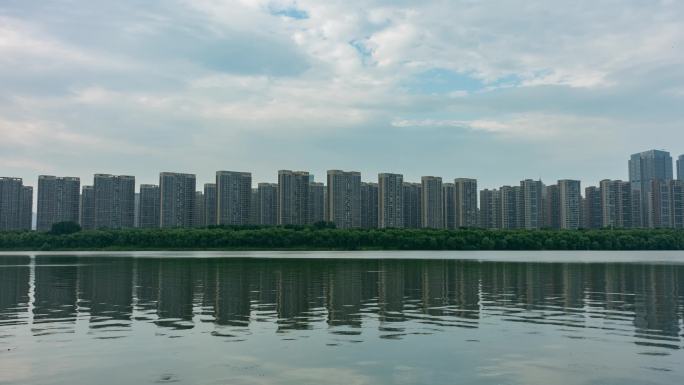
<box><xmin>2</xmin><ymin>222</ymin><xmax>684</xmax><ymax>251</ymax></box>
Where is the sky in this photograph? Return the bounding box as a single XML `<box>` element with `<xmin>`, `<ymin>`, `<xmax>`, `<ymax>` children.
<box><xmin>1</xmin><ymin>0</ymin><xmax>684</xmax><ymax>191</ymax></box>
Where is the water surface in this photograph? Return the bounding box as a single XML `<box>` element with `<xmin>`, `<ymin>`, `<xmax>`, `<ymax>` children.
<box><xmin>1</xmin><ymin>251</ymin><xmax>684</xmax><ymax>385</ymax></box>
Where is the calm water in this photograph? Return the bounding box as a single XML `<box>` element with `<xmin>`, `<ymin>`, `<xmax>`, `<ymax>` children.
<box><xmin>1</xmin><ymin>251</ymin><xmax>684</xmax><ymax>385</ymax></box>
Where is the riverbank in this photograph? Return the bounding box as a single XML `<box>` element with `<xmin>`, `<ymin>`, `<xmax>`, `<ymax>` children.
<box><xmin>2</xmin><ymin>226</ymin><xmax>684</xmax><ymax>251</ymax></box>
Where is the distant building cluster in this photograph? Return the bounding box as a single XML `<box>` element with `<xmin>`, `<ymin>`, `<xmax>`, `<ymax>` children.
<box><xmin>1</xmin><ymin>150</ymin><xmax>684</xmax><ymax>232</ymax></box>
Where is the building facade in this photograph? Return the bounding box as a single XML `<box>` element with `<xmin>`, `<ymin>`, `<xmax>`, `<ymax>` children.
<box><xmin>257</xmin><ymin>183</ymin><xmax>278</xmax><ymax>226</ymax></box>
<box><xmin>479</xmin><ymin>189</ymin><xmax>500</xmax><ymax>229</ymax></box>
<box><xmin>203</xmin><ymin>183</ymin><xmax>217</xmax><ymax>226</ymax></box>
<box><xmin>583</xmin><ymin>186</ymin><xmax>602</xmax><ymax>229</ymax></box>
<box><xmin>36</xmin><ymin>175</ymin><xmax>80</xmax><ymax>231</ymax></box>
<box><xmin>309</xmin><ymin>182</ymin><xmax>325</xmax><ymax>224</ymax></box>
<box><xmin>0</xmin><ymin>177</ymin><xmax>32</xmax><ymax>231</ymax></box>
<box><xmin>278</xmin><ymin>170</ymin><xmax>310</xmax><ymax>225</ymax></box>
<box><xmin>360</xmin><ymin>182</ymin><xmax>378</xmax><ymax>229</ymax></box>
<box><xmin>454</xmin><ymin>178</ymin><xmax>478</xmax><ymax>228</ymax></box>
<box><xmin>216</xmin><ymin>171</ymin><xmax>252</xmax><ymax>226</ymax></box>
<box><xmin>378</xmin><ymin>173</ymin><xmax>404</xmax><ymax>228</ymax></box>
<box><xmin>402</xmin><ymin>182</ymin><xmax>421</xmax><ymax>229</ymax></box>
<box><xmin>600</xmin><ymin>180</ymin><xmax>633</xmax><ymax>228</ymax></box>
<box><xmin>629</xmin><ymin>150</ymin><xmax>673</xmax><ymax>227</ymax></box>
<box><xmin>520</xmin><ymin>179</ymin><xmax>543</xmax><ymax>229</ymax></box>
<box><xmin>326</xmin><ymin>170</ymin><xmax>361</xmax><ymax>229</ymax></box>
<box><xmin>138</xmin><ymin>184</ymin><xmax>160</xmax><ymax>228</ymax></box>
<box><xmin>558</xmin><ymin>180</ymin><xmax>581</xmax><ymax>230</ymax></box>
<box><xmin>94</xmin><ymin>174</ymin><xmax>135</xmax><ymax>229</ymax></box>
<box><xmin>159</xmin><ymin>172</ymin><xmax>196</xmax><ymax>228</ymax></box>
<box><xmin>442</xmin><ymin>183</ymin><xmax>456</xmax><ymax>230</ymax></box>
<box><xmin>80</xmin><ymin>186</ymin><xmax>95</xmax><ymax>230</ymax></box>
<box><xmin>421</xmin><ymin>176</ymin><xmax>443</xmax><ymax>229</ymax></box>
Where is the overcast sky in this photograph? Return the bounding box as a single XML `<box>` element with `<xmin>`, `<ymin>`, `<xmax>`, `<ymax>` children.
<box><xmin>1</xmin><ymin>0</ymin><xmax>683</xmax><ymax>190</ymax></box>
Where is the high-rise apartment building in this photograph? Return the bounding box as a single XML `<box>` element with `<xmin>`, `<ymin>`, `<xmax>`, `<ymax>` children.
<box><xmin>678</xmin><ymin>155</ymin><xmax>684</xmax><ymax>181</ymax></box>
<box><xmin>360</xmin><ymin>182</ymin><xmax>378</xmax><ymax>229</ymax></box>
<box><xmin>36</xmin><ymin>175</ymin><xmax>80</xmax><ymax>231</ymax></box>
<box><xmin>421</xmin><ymin>176</ymin><xmax>443</xmax><ymax>229</ymax></box>
<box><xmin>278</xmin><ymin>170</ymin><xmax>310</xmax><ymax>225</ymax></box>
<box><xmin>479</xmin><ymin>189</ymin><xmax>500</xmax><ymax>229</ymax></box>
<box><xmin>309</xmin><ymin>182</ymin><xmax>325</xmax><ymax>224</ymax></box>
<box><xmin>203</xmin><ymin>183</ymin><xmax>217</xmax><ymax>226</ymax></box>
<box><xmin>402</xmin><ymin>182</ymin><xmax>421</xmax><ymax>229</ymax></box>
<box><xmin>558</xmin><ymin>180</ymin><xmax>581</xmax><ymax>230</ymax></box>
<box><xmin>138</xmin><ymin>184</ymin><xmax>160</xmax><ymax>228</ymax></box>
<box><xmin>94</xmin><ymin>174</ymin><xmax>135</xmax><ymax>229</ymax></box>
<box><xmin>520</xmin><ymin>179</ymin><xmax>543</xmax><ymax>229</ymax></box>
<box><xmin>195</xmin><ymin>191</ymin><xmax>205</xmax><ymax>227</ymax></box>
<box><xmin>583</xmin><ymin>186</ymin><xmax>602</xmax><ymax>229</ymax></box>
<box><xmin>442</xmin><ymin>183</ymin><xmax>456</xmax><ymax>230</ymax></box>
<box><xmin>378</xmin><ymin>173</ymin><xmax>403</xmax><ymax>228</ymax></box>
<box><xmin>249</xmin><ymin>189</ymin><xmax>258</xmax><ymax>225</ymax></box>
<box><xmin>600</xmin><ymin>180</ymin><xmax>633</xmax><ymax>228</ymax></box>
<box><xmin>670</xmin><ymin>180</ymin><xmax>684</xmax><ymax>229</ymax></box>
<box><xmin>629</xmin><ymin>150</ymin><xmax>673</xmax><ymax>227</ymax></box>
<box><xmin>256</xmin><ymin>183</ymin><xmax>278</xmax><ymax>225</ymax></box>
<box><xmin>216</xmin><ymin>171</ymin><xmax>252</xmax><ymax>226</ymax></box>
<box><xmin>543</xmin><ymin>184</ymin><xmax>560</xmax><ymax>229</ymax></box>
<box><xmin>499</xmin><ymin>186</ymin><xmax>522</xmax><ymax>229</ymax></box>
<box><xmin>80</xmin><ymin>186</ymin><xmax>95</xmax><ymax>230</ymax></box>
<box><xmin>454</xmin><ymin>178</ymin><xmax>478</xmax><ymax>228</ymax></box>
<box><xmin>326</xmin><ymin>170</ymin><xmax>361</xmax><ymax>229</ymax></box>
<box><xmin>159</xmin><ymin>172</ymin><xmax>195</xmax><ymax>228</ymax></box>
<box><xmin>1</xmin><ymin>178</ymin><xmax>33</xmax><ymax>231</ymax></box>
<box><xmin>649</xmin><ymin>179</ymin><xmax>672</xmax><ymax>228</ymax></box>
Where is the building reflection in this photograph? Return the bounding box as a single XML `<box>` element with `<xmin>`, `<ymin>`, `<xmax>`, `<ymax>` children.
<box><xmin>0</xmin><ymin>255</ymin><xmax>682</xmax><ymax>348</ymax></box>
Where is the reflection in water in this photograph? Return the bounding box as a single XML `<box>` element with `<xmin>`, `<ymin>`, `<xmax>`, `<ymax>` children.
<box><xmin>0</xmin><ymin>256</ymin><xmax>681</xmax><ymax>344</ymax></box>
<box><xmin>1</xmin><ymin>254</ymin><xmax>684</xmax><ymax>384</ymax></box>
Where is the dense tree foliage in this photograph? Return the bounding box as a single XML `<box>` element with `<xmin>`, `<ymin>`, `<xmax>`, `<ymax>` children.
<box><xmin>49</xmin><ymin>221</ymin><xmax>82</xmax><ymax>235</ymax></box>
<box><xmin>2</xmin><ymin>226</ymin><xmax>684</xmax><ymax>251</ymax></box>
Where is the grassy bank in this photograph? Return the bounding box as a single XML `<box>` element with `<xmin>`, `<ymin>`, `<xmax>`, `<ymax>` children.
<box><xmin>2</xmin><ymin>225</ymin><xmax>684</xmax><ymax>251</ymax></box>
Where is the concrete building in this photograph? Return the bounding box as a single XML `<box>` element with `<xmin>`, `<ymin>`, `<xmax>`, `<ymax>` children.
<box><xmin>159</xmin><ymin>172</ymin><xmax>196</xmax><ymax>228</ymax></box>
<box><xmin>195</xmin><ymin>191</ymin><xmax>205</xmax><ymax>227</ymax></box>
<box><xmin>1</xmin><ymin>177</ymin><xmax>33</xmax><ymax>231</ymax></box>
<box><xmin>543</xmin><ymin>184</ymin><xmax>560</xmax><ymax>229</ymax></box>
<box><xmin>600</xmin><ymin>180</ymin><xmax>633</xmax><ymax>228</ymax></box>
<box><xmin>520</xmin><ymin>179</ymin><xmax>543</xmax><ymax>229</ymax></box>
<box><xmin>94</xmin><ymin>174</ymin><xmax>135</xmax><ymax>229</ymax></box>
<box><xmin>500</xmin><ymin>186</ymin><xmax>522</xmax><ymax>229</ymax></box>
<box><xmin>454</xmin><ymin>178</ymin><xmax>478</xmax><ymax>228</ymax></box>
<box><xmin>326</xmin><ymin>170</ymin><xmax>361</xmax><ymax>229</ymax></box>
<box><xmin>583</xmin><ymin>186</ymin><xmax>602</xmax><ymax>229</ymax></box>
<box><xmin>402</xmin><ymin>182</ymin><xmax>421</xmax><ymax>229</ymax></box>
<box><xmin>670</xmin><ymin>180</ymin><xmax>684</xmax><ymax>228</ymax></box>
<box><xmin>649</xmin><ymin>179</ymin><xmax>672</xmax><ymax>228</ymax></box>
<box><xmin>203</xmin><ymin>183</ymin><xmax>217</xmax><ymax>226</ymax></box>
<box><xmin>421</xmin><ymin>176</ymin><xmax>443</xmax><ymax>229</ymax></box>
<box><xmin>629</xmin><ymin>150</ymin><xmax>673</xmax><ymax>227</ymax></box>
<box><xmin>216</xmin><ymin>171</ymin><xmax>252</xmax><ymax>226</ymax></box>
<box><xmin>479</xmin><ymin>189</ymin><xmax>500</xmax><ymax>229</ymax></box>
<box><xmin>558</xmin><ymin>180</ymin><xmax>581</xmax><ymax>230</ymax></box>
<box><xmin>278</xmin><ymin>170</ymin><xmax>310</xmax><ymax>225</ymax></box>
<box><xmin>138</xmin><ymin>184</ymin><xmax>160</xmax><ymax>228</ymax></box>
<box><xmin>309</xmin><ymin>182</ymin><xmax>325</xmax><ymax>224</ymax></box>
<box><xmin>378</xmin><ymin>173</ymin><xmax>403</xmax><ymax>228</ymax></box>
<box><xmin>678</xmin><ymin>155</ymin><xmax>684</xmax><ymax>181</ymax></box>
<box><xmin>360</xmin><ymin>182</ymin><xmax>378</xmax><ymax>229</ymax></box>
<box><xmin>249</xmin><ymin>189</ymin><xmax>258</xmax><ymax>225</ymax></box>
<box><xmin>80</xmin><ymin>186</ymin><xmax>95</xmax><ymax>230</ymax></box>
<box><xmin>442</xmin><ymin>183</ymin><xmax>456</xmax><ymax>229</ymax></box>
<box><xmin>36</xmin><ymin>175</ymin><xmax>80</xmax><ymax>231</ymax></box>
<box><xmin>257</xmin><ymin>183</ymin><xmax>278</xmax><ymax>226</ymax></box>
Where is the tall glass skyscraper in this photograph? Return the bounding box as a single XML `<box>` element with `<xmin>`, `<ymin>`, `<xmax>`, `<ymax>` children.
<box><xmin>628</xmin><ymin>150</ymin><xmax>673</xmax><ymax>227</ymax></box>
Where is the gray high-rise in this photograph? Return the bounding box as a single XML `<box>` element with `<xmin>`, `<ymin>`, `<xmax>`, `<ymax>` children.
<box><xmin>558</xmin><ymin>180</ymin><xmax>581</xmax><ymax>230</ymax></box>
<box><xmin>138</xmin><ymin>184</ymin><xmax>160</xmax><ymax>228</ymax></box>
<box><xmin>583</xmin><ymin>186</ymin><xmax>602</xmax><ymax>229</ymax></box>
<box><xmin>454</xmin><ymin>178</ymin><xmax>478</xmax><ymax>228</ymax></box>
<box><xmin>216</xmin><ymin>171</ymin><xmax>252</xmax><ymax>226</ymax></box>
<box><xmin>278</xmin><ymin>170</ymin><xmax>310</xmax><ymax>225</ymax></box>
<box><xmin>203</xmin><ymin>183</ymin><xmax>217</xmax><ymax>226</ymax></box>
<box><xmin>159</xmin><ymin>172</ymin><xmax>196</xmax><ymax>228</ymax></box>
<box><xmin>327</xmin><ymin>170</ymin><xmax>361</xmax><ymax>229</ymax></box>
<box><xmin>670</xmin><ymin>180</ymin><xmax>684</xmax><ymax>228</ymax></box>
<box><xmin>520</xmin><ymin>179</ymin><xmax>543</xmax><ymax>229</ymax></box>
<box><xmin>500</xmin><ymin>186</ymin><xmax>522</xmax><ymax>229</ymax></box>
<box><xmin>360</xmin><ymin>182</ymin><xmax>378</xmax><ymax>229</ymax></box>
<box><xmin>677</xmin><ymin>155</ymin><xmax>684</xmax><ymax>181</ymax></box>
<box><xmin>543</xmin><ymin>184</ymin><xmax>560</xmax><ymax>229</ymax></box>
<box><xmin>0</xmin><ymin>177</ymin><xmax>32</xmax><ymax>231</ymax></box>
<box><xmin>600</xmin><ymin>180</ymin><xmax>633</xmax><ymax>228</ymax></box>
<box><xmin>94</xmin><ymin>174</ymin><xmax>135</xmax><ymax>229</ymax></box>
<box><xmin>629</xmin><ymin>150</ymin><xmax>673</xmax><ymax>227</ymax></box>
<box><xmin>80</xmin><ymin>186</ymin><xmax>95</xmax><ymax>230</ymax></box>
<box><xmin>402</xmin><ymin>182</ymin><xmax>421</xmax><ymax>229</ymax></box>
<box><xmin>421</xmin><ymin>176</ymin><xmax>443</xmax><ymax>229</ymax></box>
<box><xmin>257</xmin><ymin>183</ymin><xmax>278</xmax><ymax>225</ymax></box>
<box><xmin>442</xmin><ymin>183</ymin><xmax>456</xmax><ymax>229</ymax></box>
<box><xmin>309</xmin><ymin>182</ymin><xmax>325</xmax><ymax>224</ymax></box>
<box><xmin>195</xmin><ymin>191</ymin><xmax>206</xmax><ymax>227</ymax></box>
<box><xmin>378</xmin><ymin>173</ymin><xmax>403</xmax><ymax>228</ymax></box>
<box><xmin>36</xmin><ymin>175</ymin><xmax>80</xmax><ymax>231</ymax></box>
<box><xmin>479</xmin><ymin>189</ymin><xmax>500</xmax><ymax>229</ymax></box>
